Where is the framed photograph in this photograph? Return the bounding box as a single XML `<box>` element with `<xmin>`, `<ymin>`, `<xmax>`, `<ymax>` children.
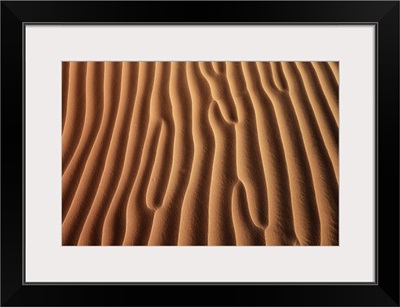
<box><xmin>1</xmin><ymin>1</ymin><xmax>399</xmax><ymax>306</ymax></box>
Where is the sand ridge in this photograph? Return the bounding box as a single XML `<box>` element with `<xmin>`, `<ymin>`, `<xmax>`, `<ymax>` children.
<box><xmin>62</xmin><ymin>61</ymin><xmax>339</xmax><ymax>246</ymax></box>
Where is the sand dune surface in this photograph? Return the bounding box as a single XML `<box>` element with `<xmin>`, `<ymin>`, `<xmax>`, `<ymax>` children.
<box><xmin>62</xmin><ymin>61</ymin><xmax>339</xmax><ymax>246</ymax></box>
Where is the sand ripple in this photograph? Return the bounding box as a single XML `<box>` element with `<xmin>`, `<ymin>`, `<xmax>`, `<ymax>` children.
<box><xmin>62</xmin><ymin>61</ymin><xmax>339</xmax><ymax>246</ymax></box>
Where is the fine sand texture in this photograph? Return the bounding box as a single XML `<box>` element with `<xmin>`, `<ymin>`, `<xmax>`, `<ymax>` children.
<box><xmin>62</xmin><ymin>61</ymin><xmax>339</xmax><ymax>246</ymax></box>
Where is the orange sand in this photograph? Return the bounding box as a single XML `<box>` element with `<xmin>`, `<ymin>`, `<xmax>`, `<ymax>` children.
<box><xmin>62</xmin><ymin>61</ymin><xmax>339</xmax><ymax>246</ymax></box>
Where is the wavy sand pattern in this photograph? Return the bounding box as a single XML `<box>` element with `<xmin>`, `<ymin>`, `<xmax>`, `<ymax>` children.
<box><xmin>62</xmin><ymin>61</ymin><xmax>339</xmax><ymax>246</ymax></box>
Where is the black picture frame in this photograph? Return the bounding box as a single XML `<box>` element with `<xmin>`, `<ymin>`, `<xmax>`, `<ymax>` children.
<box><xmin>1</xmin><ymin>1</ymin><xmax>399</xmax><ymax>306</ymax></box>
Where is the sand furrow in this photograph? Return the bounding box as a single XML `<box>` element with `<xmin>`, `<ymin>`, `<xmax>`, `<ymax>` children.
<box><xmin>328</xmin><ymin>62</ymin><xmax>339</xmax><ymax>84</ymax></box>
<box><xmin>271</xmin><ymin>62</ymin><xmax>289</xmax><ymax>92</ymax></box>
<box><xmin>297</xmin><ymin>62</ymin><xmax>339</xmax><ymax>181</ymax></box>
<box><xmin>226</xmin><ymin>62</ymin><xmax>269</xmax><ymax>230</ymax></box>
<box><xmin>312</xmin><ymin>62</ymin><xmax>339</xmax><ymax>126</ymax></box>
<box><xmin>282</xmin><ymin>62</ymin><xmax>338</xmax><ymax>245</ymax></box>
<box><xmin>232</xmin><ymin>181</ymin><xmax>266</xmax><ymax>245</ymax></box>
<box><xmin>148</xmin><ymin>62</ymin><xmax>194</xmax><ymax>246</ymax></box>
<box><xmin>62</xmin><ymin>62</ymin><xmax>70</xmax><ymax>133</ymax></box>
<box><xmin>178</xmin><ymin>62</ymin><xmax>215</xmax><ymax>245</ymax></box>
<box><xmin>199</xmin><ymin>62</ymin><xmax>238</xmax><ymax>123</ymax></box>
<box><xmin>242</xmin><ymin>62</ymin><xmax>297</xmax><ymax>245</ymax></box>
<box><xmin>145</xmin><ymin>62</ymin><xmax>175</xmax><ymax>210</ymax></box>
<box><xmin>62</xmin><ymin>62</ymin><xmax>87</xmax><ymax>173</ymax></box>
<box><xmin>123</xmin><ymin>121</ymin><xmax>162</xmax><ymax>245</ymax></box>
<box><xmin>77</xmin><ymin>63</ymin><xmax>139</xmax><ymax>245</ymax></box>
<box><xmin>62</xmin><ymin>61</ymin><xmax>339</xmax><ymax>246</ymax></box>
<box><xmin>257</xmin><ymin>62</ymin><xmax>321</xmax><ymax>246</ymax></box>
<box><xmin>212</xmin><ymin>61</ymin><xmax>226</xmax><ymax>74</ymax></box>
<box><xmin>101</xmin><ymin>62</ymin><xmax>155</xmax><ymax>245</ymax></box>
<box><xmin>208</xmin><ymin>101</ymin><xmax>237</xmax><ymax>245</ymax></box>
<box><xmin>62</xmin><ymin>62</ymin><xmax>104</xmax><ymax>221</ymax></box>
<box><xmin>62</xmin><ymin>62</ymin><xmax>122</xmax><ymax>245</ymax></box>
<box><xmin>122</xmin><ymin>63</ymin><xmax>175</xmax><ymax>245</ymax></box>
